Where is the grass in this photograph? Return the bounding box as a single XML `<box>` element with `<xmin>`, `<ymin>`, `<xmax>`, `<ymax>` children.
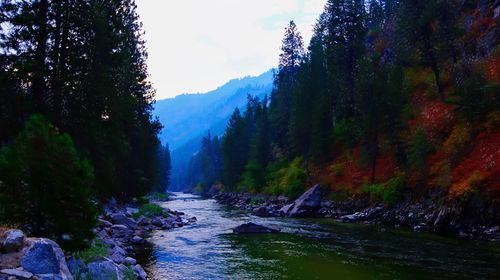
<box><xmin>150</xmin><ymin>192</ymin><xmax>170</xmax><ymax>201</ymax></box>
<box><xmin>74</xmin><ymin>239</ymin><xmax>108</xmax><ymax>264</ymax></box>
<box><xmin>123</xmin><ymin>266</ymin><xmax>137</xmax><ymax>280</ymax></box>
<box><xmin>132</xmin><ymin>203</ymin><xmax>166</xmax><ymax>219</ymax></box>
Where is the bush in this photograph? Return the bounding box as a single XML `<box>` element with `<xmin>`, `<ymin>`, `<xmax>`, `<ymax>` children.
<box><xmin>74</xmin><ymin>239</ymin><xmax>108</xmax><ymax>263</ymax></box>
<box><xmin>408</xmin><ymin>127</ymin><xmax>432</xmax><ymax>179</ymax></box>
<box><xmin>133</xmin><ymin>203</ymin><xmax>166</xmax><ymax>219</ymax></box>
<box><xmin>264</xmin><ymin>157</ymin><xmax>308</xmax><ymax>199</ymax></box>
<box><xmin>362</xmin><ymin>176</ymin><xmax>405</xmax><ymax>206</ymax></box>
<box><xmin>0</xmin><ymin>115</ymin><xmax>97</xmax><ymax>251</ymax></box>
<box><xmin>329</xmin><ymin>163</ymin><xmax>345</xmax><ymax>177</ymax></box>
<box><xmin>239</xmin><ymin>161</ymin><xmax>267</xmax><ymax>193</ymax></box>
<box><xmin>150</xmin><ymin>192</ymin><xmax>170</xmax><ymax>201</ymax></box>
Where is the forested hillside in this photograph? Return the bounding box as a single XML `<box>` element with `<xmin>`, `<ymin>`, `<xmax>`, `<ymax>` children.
<box><xmin>0</xmin><ymin>0</ymin><xmax>170</xmax><ymax>250</ymax></box>
<box><xmin>187</xmin><ymin>0</ymin><xmax>499</xmax><ymax>207</ymax></box>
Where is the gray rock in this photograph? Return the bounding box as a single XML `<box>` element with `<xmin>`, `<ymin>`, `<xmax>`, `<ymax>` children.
<box><xmin>187</xmin><ymin>216</ymin><xmax>197</xmax><ymax>223</ymax></box>
<box><xmin>36</xmin><ymin>274</ymin><xmax>65</xmax><ymax>280</ymax></box>
<box><xmin>133</xmin><ymin>264</ymin><xmax>147</xmax><ymax>280</ymax></box>
<box><xmin>21</xmin><ymin>240</ymin><xmax>60</xmax><ymax>274</ymax></box>
<box><xmin>86</xmin><ymin>260</ymin><xmax>120</xmax><ymax>280</ymax></box>
<box><xmin>66</xmin><ymin>258</ymin><xmax>85</xmax><ymax>278</ymax></box>
<box><xmin>124</xmin><ymin>257</ymin><xmax>137</xmax><ymax>266</ymax></box>
<box><xmin>109</xmin><ymin>251</ymin><xmax>125</xmax><ymax>264</ymax></box>
<box><xmin>131</xmin><ymin>235</ymin><xmax>144</xmax><ymax>244</ymax></box>
<box><xmin>232</xmin><ymin>223</ymin><xmax>280</xmax><ymax>234</ymax></box>
<box><xmin>279</xmin><ymin>203</ymin><xmax>294</xmax><ymax>216</ymax></box>
<box><xmin>126</xmin><ymin>207</ymin><xmax>139</xmax><ymax>216</ymax></box>
<box><xmin>20</xmin><ymin>238</ymin><xmax>72</xmax><ymax>280</ymax></box>
<box><xmin>288</xmin><ymin>184</ymin><xmax>323</xmax><ymax>217</ymax></box>
<box><xmin>2</xmin><ymin>229</ymin><xmax>24</xmax><ymax>252</ymax></box>
<box><xmin>110</xmin><ymin>213</ymin><xmax>137</xmax><ymax>228</ymax></box>
<box><xmin>97</xmin><ymin>219</ymin><xmax>113</xmax><ymax>228</ymax></box>
<box><xmin>110</xmin><ymin>224</ymin><xmax>128</xmax><ymax>230</ymax></box>
<box><xmin>151</xmin><ymin>217</ymin><xmax>163</xmax><ymax>227</ymax></box>
<box><xmin>0</xmin><ymin>269</ymin><xmax>33</xmax><ymax>279</ymax></box>
<box><xmin>252</xmin><ymin>206</ymin><xmax>272</xmax><ymax>217</ymax></box>
<box><xmin>136</xmin><ymin>216</ymin><xmax>149</xmax><ymax>226</ymax></box>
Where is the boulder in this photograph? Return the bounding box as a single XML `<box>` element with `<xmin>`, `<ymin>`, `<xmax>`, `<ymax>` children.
<box><xmin>97</xmin><ymin>219</ymin><xmax>113</xmax><ymax>228</ymax></box>
<box><xmin>108</xmin><ymin>251</ymin><xmax>125</xmax><ymax>264</ymax></box>
<box><xmin>110</xmin><ymin>213</ymin><xmax>137</xmax><ymax>229</ymax></box>
<box><xmin>251</xmin><ymin>206</ymin><xmax>272</xmax><ymax>217</ymax></box>
<box><xmin>126</xmin><ymin>207</ymin><xmax>139</xmax><ymax>216</ymax></box>
<box><xmin>20</xmin><ymin>238</ymin><xmax>72</xmax><ymax>279</ymax></box>
<box><xmin>232</xmin><ymin>223</ymin><xmax>280</xmax><ymax>234</ymax></box>
<box><xmin>2</xmin><ymin>230</ymin><xmax>24</xmax><ymax>253</ymax></box>
<box><xmin>124</xmin><ymin>257</ymin><xmax>137</xmax><ymax>266</ymax></box>
<box><xmin>85</xmin><ymin>260</ymin><xmax>120</xmax><ymax>280</ymax></box>
<box><xmin>0</xmin><ymin>268</ymin><xmax>33</xmax><ymax>279</ymax></box>
<box><xmin>136</xmin><ymin>216</ymin><xmax>149</xmax><ymax>226</ymax></box>
<box><xmin>187</xmin><ymin>217</ymin><xmax>197</xmax><ymax>223</ymax></box>
<box><xmin>288</xmin><ymin>184</ymin><xmax>323</xmax><ymax>217</ymax></box>
<box><xmin>278</xmin><ymin>203</ymin><xmax>294</xmax><ymax>216</ymax></box>
<box><xmin>151</xmin><ymin>217</ymin><xmax>164</xmax><ymax>227</ymax></box>
<box><xmin>66</xmin><ymin>258</ymin><xmax>85</xmax><ymax>278</ymax></box>
<box><xmin>131</xmin><ymin>235</ymin><xmax>144</xmax><ymax>244</ymax></box>
<box><xmin>133</xmin><ymin>264</ymin><xmax>147</xmax><ymax>280</ymax></box>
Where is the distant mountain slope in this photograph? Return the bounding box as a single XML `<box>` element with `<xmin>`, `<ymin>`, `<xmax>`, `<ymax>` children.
<box><xmin>154</xmin><ymin>70</ymin><xmax>274</xmax><ymax>150</ymax></box>
<box><xmin>153</xmin><ymin>70</ymin><xmax>274</xmax><ymax>190</ymax></box>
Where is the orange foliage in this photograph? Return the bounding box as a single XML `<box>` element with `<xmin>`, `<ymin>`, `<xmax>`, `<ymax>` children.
<box><xmin>312</xmin><ymin>148</ymin><xmax>398</xmax><ymax>193</ymax></box>
<box><xmin>449</xmin><ymin>132</ymin><xmax>500</xmax><ymax>196</ymax></box>
<box><xmin>419</xmin><ymin>100</ymin><xmax>456</xmax><ymax>139</ymax></box>
<box><xmin>481</xmin><ymin>56</ymin><xmax>500</xmax><ymax>83</ymax></box>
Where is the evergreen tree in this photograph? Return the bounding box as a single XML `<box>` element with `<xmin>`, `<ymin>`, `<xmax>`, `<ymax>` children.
<box><xmin>0</xmin><ymin>115</ymin><xmax>96</xmax><ymax>251</ymax></box>
<box><xmin>270</xmin><ymin>21</ymin><xmax>304</xmax><ymax>158</ymax></box>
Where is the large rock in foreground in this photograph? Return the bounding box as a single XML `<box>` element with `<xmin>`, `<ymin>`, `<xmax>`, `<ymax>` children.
<box><xmin>232</xmin><ymin>223</ymin><xmax>280</xmax><ymax>234</ymax></box>
<box><xmin>287</xmin><ymin>184</ymin><xmax>323</xmax><ymax>217</ymax></box>
<box><xmin>20</xmin><ymin>238</ymin><xmax>73</xmax><ymax>279</ymax></box>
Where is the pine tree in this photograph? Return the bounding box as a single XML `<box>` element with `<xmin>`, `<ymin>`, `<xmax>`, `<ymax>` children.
<box><xmin>270</xmin><ymin>21</ymin><xmax>304</xmax><ymax>158</ymax></box>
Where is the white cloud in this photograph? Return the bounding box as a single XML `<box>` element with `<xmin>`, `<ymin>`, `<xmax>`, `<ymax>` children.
<box><xmin>135</xmin><ymin>0</ymin><xmax>325</xmax><ymax>99</ymax></box>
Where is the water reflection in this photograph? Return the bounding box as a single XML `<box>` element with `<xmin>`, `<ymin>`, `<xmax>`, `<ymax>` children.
<box><xmin>141</xmin><ymin>193</ymin><xmax>500</xmax><ymax>280</ymax></box>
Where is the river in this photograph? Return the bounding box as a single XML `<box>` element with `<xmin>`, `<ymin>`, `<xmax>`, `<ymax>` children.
<box><xmin>137</xmin><ymin>193</ymin><xmax>500</xmax><ymax>280</ymax></box>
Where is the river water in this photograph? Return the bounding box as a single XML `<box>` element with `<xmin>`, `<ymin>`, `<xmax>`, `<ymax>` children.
<box><xmin>138</xmin><ymin>193</ymin><xmax>500</xmax><ymax>280</ymax></box>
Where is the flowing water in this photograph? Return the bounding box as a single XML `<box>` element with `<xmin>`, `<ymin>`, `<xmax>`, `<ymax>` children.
<box><xmin>138</xmin><ymin>193</ymin><xmax>500</xmax><ymax>280</ymax></box>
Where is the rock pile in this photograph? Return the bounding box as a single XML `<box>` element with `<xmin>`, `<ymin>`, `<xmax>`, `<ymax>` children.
<box><xmin>1</xmin><ymin>202</ymin><xmax>197</xmax><ymax>279</ymax></box>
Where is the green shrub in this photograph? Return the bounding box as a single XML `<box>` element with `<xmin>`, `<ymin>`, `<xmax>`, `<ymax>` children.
<box><xmin>150</xmin><ymin>192</ymin><xmax>170</xmax><ymax>201</ymax></box>
<box><xmin>123</xmin><ymin>266</ymin><xmax>137</xmax><ymax>280</ymax></box>
<box><xmin>362</xmin><ymin>176</ymin><xmax>405</xmax><ymax>206</ymax></box>
<box><xmin>239</xmin><ymin>161</ymin><xmax>267</xmax><ymax>193</ymax></box>
<box><xmin>133</xmin><ymin>203</ymin><xmax>166</xmax><ymax>219</ymax></box>
<box><xmin>0</xmin><ymin>115</ymin><xmax>97</xmax><ymax>251</ymax></box>
<box><xmin>74</xmin><ymin>239</ymin><xmax>108</xmax><ymax>263</ymax></box>
<box><xmin>408</xmin><ymin>127</ymin><xmax>432</xmax><ymax>177</ymax></box>
<box><xmin>280</xmin><ymin>157</ymin><xmax>308</xmax><ymax>199</ymax></box>
<box><xmin>329</xmin><ymin>163</ymin><xmax>345</xmax><ymax>177</ymax></box>
<box><xmin>264</xmin><ymin>157</ymin><xmax>308</xmax><ymax>199</ymax></box>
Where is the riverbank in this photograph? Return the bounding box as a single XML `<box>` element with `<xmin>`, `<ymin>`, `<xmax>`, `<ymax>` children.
<box><xmin>0</xmin><ymin>196</ymin><xmax>196</xmax><ymax>279</ymax></box>
<box><xmin>213</xmin><ymin>185</ymin><xmax>500</xmax><ymax>242</ymax></box>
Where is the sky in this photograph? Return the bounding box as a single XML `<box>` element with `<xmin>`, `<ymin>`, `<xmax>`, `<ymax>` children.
<box><xmin>135</xmin><ymin>0</ymin><xmax>326</xmax><ymax>100</ymax></box>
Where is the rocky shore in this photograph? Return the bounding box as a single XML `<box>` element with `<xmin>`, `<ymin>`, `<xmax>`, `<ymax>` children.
<box><xmin>0</xmin><ymin>198</ymin><xmax>196</xmax><ymax>280</ymax></box>
<box><xmin>214</xmin><ymin>185</ymin><xmax>500</xmax><ymax>241</ymax></box>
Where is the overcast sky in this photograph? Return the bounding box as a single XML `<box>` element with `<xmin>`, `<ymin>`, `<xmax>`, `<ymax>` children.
<box><xmin>135</xmin><ymin>0</ymin><xmax>325</xmax><ymax>100</ymax></box>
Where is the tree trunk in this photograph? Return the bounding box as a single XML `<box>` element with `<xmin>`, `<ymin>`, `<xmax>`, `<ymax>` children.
<box><xmin>431</xmin><ymin>61</ymin><xmax>445</xmax><ymax>101</ymax></box>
